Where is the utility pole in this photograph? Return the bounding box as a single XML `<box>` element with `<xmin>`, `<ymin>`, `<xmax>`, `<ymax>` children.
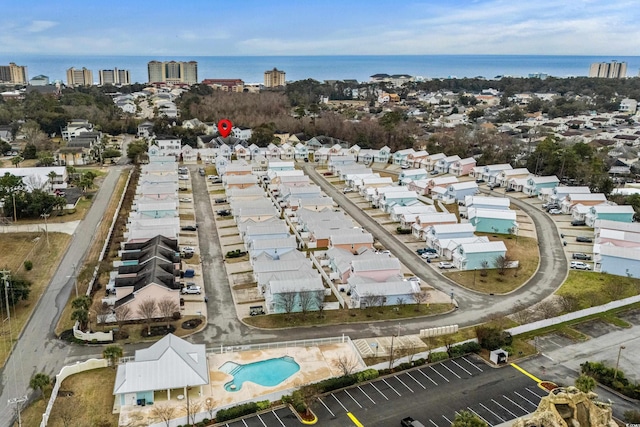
<box><xmin>614</xmin><ymin>345</ymin><xmax>626</xmax><ymax>380</ymax></box>
<box><xmin>8</xmin><ymin>396</ymin><xmax>27</xmax><ymax>427</ymax></box>
<box><xmin>40</xmin><ymin>212</ymin><xmax>50</xmax><ymax>248</ymax></box>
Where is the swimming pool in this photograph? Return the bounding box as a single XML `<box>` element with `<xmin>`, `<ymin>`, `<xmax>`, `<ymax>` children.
<box><xmin>220</xmin><ymin>356</ymin><xmax>300</xmax><ymax>392</ymax></box>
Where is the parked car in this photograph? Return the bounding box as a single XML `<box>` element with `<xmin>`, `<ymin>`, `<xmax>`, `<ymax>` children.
<box><xmin>475</xmin><ymin>178</ymin><xmax>485</xmax><ymax>183</ymax></box>
<box><xmin>416</xmin><ymin>248</ymin><xmax>437</xmax><ymax>255</ymax></box>
<box><xmin>401</xmin><ymin>417</ymin><xmax>426</xmax><ymax>427</ymax></box>
<box><xmin>179</xmin><ymin>187</ymin><xmax>188</xmax><ymax>191</ymax></box>
<box><xmin>342</xmin><ymin>187</ymin><xmax>354</xmax><ymax>193</ymax></box>
<box><xmin>543</xmin><ymin>203</ymin><xmax>559</xmax><ymax>210</ymax></box>
<box><xmin>377</xmin><ymin>250</ymin><xmax>391</xmax><ymax>255</ymax></box>
<box><xmin>430</xmin><ymin>171</ymin><xmax>439</xmax><ymax>175</ymax></box>
<box><xmin>207</xmin><ymin>175</ymin><xmax>219</xmax><ymax>180</ymax></box>
<box><xmin>181</xmin><ymin>285</ymin><xmax>202</xmax><ymax>294</ymax></box>
<box><xmin>214</xmin><ymin>198</ymin><xmax>227</xmax><ymax>203</ymax></box>
<box><xmin>401</xmin><ymin>163</ymin><xmax>410</xmax><ymax>169</ymax></box>
<box><xmin>405</xmin><ymin>276</ymin><xmax>421</xmax><ymax>284</ymax></box>
<box><xmin>570</xmin><ymin>261</ymin><xmax>591</xmax><ymax>270</ymax></box>
<box><xmin>506</xmin><ymin>188</ymin><xmax>516</xmax><ymax>192</ymax></box>
<box><xmin>198</xmin><ymin>169</ymin><xmax>205</xmax><ymax>176</ymax></box>
<box><xmin>576</xmin><ymin>236</ymin><xmax>593</xmax><ymax>243</ymax></box>
<box><xmin>438</xmin><ymin>262</ymin><xmax>455</xmax><ymax>269</ymax></box>
<box><xmin>181</xmin><ymin>246</ymin><xmax>195</xmax><ymax>254</ymax></box>
<box><xmin>178</xmin><ymin>175</ymin><xmax>189</xmax><ymax>180</ymax></box>
<box><xmin>181</xmin><ymin>225</ymin><xmax>197</xmax><ymax>231</ymax></box>
<box><xmin>572</xmin><ymin>253</ymin><xmax>592</xmax><ymax>260</ymax></box>
<box><xmin>489</xmin><ymin>183</ymin><xmax>500</xmax><ymax>189</ymax></box>
<box><xmin>571</xmin><ymin>220</ymin><xmax>586</xmax><ymax>226</ymax></box>
<box><xmin>421</xmin><ymin>252</ymin><xmax>439</xmax><ymax>259</ymax></box>
<box><xmin>217</xmin><ymin>209</ymin><xmax>231</xmax><ymax>216</ymax></box>
<box><xmin>548</xmin><ymin>208</ymin><xmax>562</xmax><ymax>215</ymax></box>
<box><xmin>179</xmin><ymin>197</ymin><xmax>192</xmax><ymax>202</ymax></box>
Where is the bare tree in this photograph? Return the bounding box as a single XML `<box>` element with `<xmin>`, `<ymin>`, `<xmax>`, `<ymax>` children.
<box><xmin>511</xmin><ymin>300</ymin><xmax>533</xmax><ymax>325</ymax></box>
<box><xmin>493</xmin><ymin>254</ymin><xmax>512</xmax><ymax>275</ymax></box>
<box><xmin>184</xmin><ymin>401</ymin><xmax>202</xmax><ymax>426</ymax></box>
<box><xmin>204</xmin><ymin>397</ymin><xmax>216</xmax><ymax>419</ymax></box>
<box><xmin>299</xmin><ymin>384</ymin><xmax>320</xmax><ymax>417</ymax></box>
<box><xmin>333</xmin><ymin>354</ymin><xmax>360</xmax><ymax>376</ymax></box>
<box><xmin>604</xmin><ymin>280</ymin><xmax>628</xmax><ymax>302</ymax></box>
<box><xmin>399</xmin><ymin>341</ymin><xmax>418</xmax><ymax>364</ymax></box>
<box><xmin>157</xmin><ymin>297</ymin><xmax>179</xmax><ymax>328</ymax></box>
<box><xmin>479</xmin><ymin>260</ymin><xmax>489</xmax><ymax>277</ymax></box>
<box><xmin>557</xmin><ymin>294</ymin><xmax>580</xmax><ymax>313</ymax></box>
<box><xmin>94</xmin><ymin>301</ymin><xmax>112</xmax><ymax>325</ymax></box>
<box><xmin>396</xmin><ymin>297</ymin><xmax>406</xmax><ymax>308</ymax></box>
<box><xmin>275</xmin><ymin>290</ymin><xmax>297</xmax><ymax>321</ymax></box>
<box><xmin>114</xmin><ymin>305</ymin><xmax>132</xmax><ymax>331</ymax></box>
<box><xmin>313</xmin><ymin>290</ymin><xmax>326</xmax><ymax>319</ymax></box>
<box><xmin>411</xmin><ymin>290</ymin><xmax>429</xmax><ymax>312</ymax></box>
<box><xmin>150</xmin><ymin>403</ymin><xmax>176</xmax><ymax>427</ymax></box>
<box><xmin>56</xmin><ymin>396</ymin><xmax>78</xmax><ymax>427</ymax></box>
<box><xmin>298</xmin><ymin>290</ymin><xmax>317</xmax><ymax>318</ymax></box>
<box><xmin>424</xmin><ymin>336</ymin><xmax>438</xmax><ymax>362</ymax></box>
<box><xmin>136</xmin><ymin>298</ymin><xmax>158</xmax><ymax>336</ymax></box>
<box><xmin>536</xmin><ymin>299</ymin><xmax>559</xmax><ymax>319</ymax></box>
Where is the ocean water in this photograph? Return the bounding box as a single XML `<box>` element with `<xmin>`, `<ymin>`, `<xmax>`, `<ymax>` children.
<box><xmin>3</xmin><ymin>54</ymin><xmax>640</xmax><ymax>85</ymax></box>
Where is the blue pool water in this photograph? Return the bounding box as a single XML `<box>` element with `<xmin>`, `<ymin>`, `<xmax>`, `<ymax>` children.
<box><xmin>221</xmin><ymin>356</ymin><xmax>300</xmax><ymax>392</ymax></box>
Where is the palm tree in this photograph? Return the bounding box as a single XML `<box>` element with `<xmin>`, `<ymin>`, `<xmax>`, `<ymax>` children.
<box><xmin>71</xmin><ymin>308</ymin><xmax>89</xmax><ymax>331</ymax></box>
<box><xmin>575</xmin><ymin>374</ymin><xmax>596</xmax><ymax>393</ymax></box>
<box><xmin>103</xmin><ymin>345</ymin><xmax>124</xmax><ymax>367</ymax></box>
<box><xmin>47</xmin><ymin>170</ymin><xmax>58</xmax><ymax>190</ymax></box>
<box><xmin>29</xmin><ymin>373</ymin><xmax>51</xmax><ymax>400</ymax></box>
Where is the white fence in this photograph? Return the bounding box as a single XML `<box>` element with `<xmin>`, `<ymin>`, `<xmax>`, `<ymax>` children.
<box><xmin>40</xmin><ymin>358</ymin><xmax>108</xmax><ymax>427</ymax></box>
<box><xmin>206</xmin><ymin>336</ymin><xmax>348</xmax><ymax>355</ymax></box>
<box><xmin>507</xmin><ymin>294</ymin><xmax>640</xmax><ymax>336</ymax></box>
<box><xmin>420</xmin><ymin>324</ymin><xmax>459</xmax><ymax>338</ymax></box>
<box><xmin>72</xmin><ymin>322</ymin><xmax>113</xmax><ymax>341</ymax></box>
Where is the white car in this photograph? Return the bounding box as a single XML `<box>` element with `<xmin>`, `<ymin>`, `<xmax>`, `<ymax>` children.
<box><xmin>181</xmin><ymin>285</ymin><xmax>202</xmax><ymax>294</ymax></box>
<box><xmin>421</xmin><ymin>252</ymin><xmax>439</xmax><ymax>260</ymax></box>
<box><xmin>438</xmin><ymin>262</ymin><xmax>455</xmax><ymax>269</ymax></box>
<box><xmin>548</xmin><ymin>208</ymin><xmax>562</xmax><ymax>215</ymax></box>
<box><xmin>570</xmin><ymin>261</ymin><xmax>591</xmax><ymax>270</ymax></box>
<box><xmin>179</xmin><ymin>197</ymin><xmax>192</xmax><ymax>202</ymax></box>
<box><xmin>181</xmin><ymin>246</ymin><xmax>195</xmax><ymax>254</ymax></box>
<box><xmin>377</xmin><ymin>250</ymin><xmax>391</xmax><ymax>255</ymax></box>
<box><xmin>342</xmin><ymin>187</ymin><xmax>353</xmax><ymax>193</ymax></box>
<box><xmin>405</xmin><ymin>276</ymin><xmax>421</xmax><ymax>284</ymax></box>
<box><xmin>178</xmin><ymin>175</ymin><xmax>189</xmax><ymax>180</ymax></box>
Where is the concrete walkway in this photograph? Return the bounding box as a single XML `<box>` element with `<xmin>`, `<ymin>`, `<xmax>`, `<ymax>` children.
<box><xmin>0</xmin><ymin>220</ymin><xmax>81</xmax><ymax>235</ymax></box>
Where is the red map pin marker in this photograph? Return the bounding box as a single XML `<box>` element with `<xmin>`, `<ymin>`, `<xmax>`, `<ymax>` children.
<box><xmin>217</xmin><ymin>119</ymin><xmax>233</xmax><ymax>138</ymax></box>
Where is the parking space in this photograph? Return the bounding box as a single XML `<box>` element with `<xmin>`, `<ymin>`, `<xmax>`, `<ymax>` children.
<box><xmin>571</xmin><ymin>318</ymin><xmax>623</xmax><ymax>338</ymax></box>
<box><xmin>530</xmin><ymin>332</ymin><xmax>577</xmax><ymax>353</ymax></box>
<box><xmin>617</xmin><ymin>308</ymin><xmax>640</xmax><ymax>325</ymax></box>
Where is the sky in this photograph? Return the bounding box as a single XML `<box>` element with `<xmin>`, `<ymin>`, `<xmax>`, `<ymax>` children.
<box><xmin>0</xmin><ymin>0</ymin><xmax>638</xmax><ymax>56</ymax></box>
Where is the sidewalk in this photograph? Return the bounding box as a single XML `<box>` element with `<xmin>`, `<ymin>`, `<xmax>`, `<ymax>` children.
<box><xmin>1</xmin><ymin>220</ymin><xmax>81</xmax><ymax>235</ymax></box>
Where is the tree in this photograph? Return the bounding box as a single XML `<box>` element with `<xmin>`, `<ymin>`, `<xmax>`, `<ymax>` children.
<box><xmin>249</xmin><ymin>122</ymin><xmax>277</xmax><ymax>146</ymax></box>
<box><xmin>298</xmin><ymin>384</ymin><xmax>320</xmax><ymax>418</ymax></box>
<box><xmin>575</xmin><ymin>374</ymin><xmax>596</xmax><ymax>393</ymax></box>
<box><xmin>10</xmin><ymin>155</ymin><xmax>23</xmax><ymax>167</ymax></box>
<box><xmin>137</xmin><ymin>298</ymin><xmax>158</xmax><ymax>335</ymax></box>
<box><xmin>29</xmin><ymin>372</ymin><xmax>51</xmax><ymax>401</ymax></box>
<box><xmin>493</xmin><ymin>254</ymin><xmax>512</xmax><ymax>275</ymax></box>
<box><xmin>298</xmin><ymin>290</ymin><xmax>318</xmax><ymax>318</ymax></box>
<box><xmin>536</xmin><ymin>299</ymin><xmax>559</xmax><ymax>319</ymax></box>
<box><xmin>150</xmin><ymin>403</ymin><xmax>176</xmax><ymax>427</ymax></box>
<box><xmin>204</xmin><ymin>397</ymin><xmax>216</xmax><ymax>419</ymax></box>
<box><xmin>0</xmin><ymin>275</ymin><xmax>31</xmax><ymax>307</ymax></box>
<box><xmin>333</xmin><ymin>354</ymin><xmax>360</xmax><ymax>376</ymax></box>
<box><xmin>313</xmin><ymin>290</ymin><xmax>326</xmax><ymax>319</ymax></box>
<box><xmin>184</xmin><ymin>400</ymin><xmax>202</xmax><ymax>426</ymax></box>
<box><xmin>479</xmin><ymin>260</ymin><xmax>489</xmax><ymax>277</ymax></box>
<box><xmin>103</xmin><ymin>345</ymin><xmax>123</xmax><ymax>367</ymax></box>
<box><xmin>114</xmin><ymin>305</ymin><xmax>132</xmax><ymax>330</ymax></box>
<box><xmin>275</xmin><ymin>290</ymin><xmax>297</xmax><ymax>321</ymax></box>
<box><xmin>126</xmin><ymin>139</ymin><xmax>148</xmax><ymax>163</ymax></box>
<box><xmin>451</xmin><ymin>410</ymin><xmax>488</xmax><ymax>427</ymax></box>
<box><xmin>411</xmin><ymin>290</ymin><xmax>429</xmax><ymax>312</ymax></box>
<box><xmin>557</xmin><ymin>294</ymin><xmax>580</xmax><ymax>313</ymax></box>
<box><xmin>157</xmin><ymin>297</ymin><xmax>179</xmax><ymax>328</ymax></box>
<box><xmin>71</xmin><ymin>295</ymin><xmax>91</xmax><ymax>330</ymax></box>
<box><xmin>511</xmin><ymin>300</ymin><xmax>533</xmax><ymax>325</ymax></box>
<box><xmin>95</xmin><ymin>301</ymin><xmax>112</xmax><ymax>325</ymax></box>
<box><xmin>0</xmin><ymin>172</ymin><xmax>24</xmax><ymax>221</ymax></box>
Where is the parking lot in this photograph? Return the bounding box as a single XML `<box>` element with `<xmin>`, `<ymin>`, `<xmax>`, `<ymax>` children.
<box><xmin>219</xmin><ymin>356</ymin><xmax>544</xmax><ymax>427</ymax></box>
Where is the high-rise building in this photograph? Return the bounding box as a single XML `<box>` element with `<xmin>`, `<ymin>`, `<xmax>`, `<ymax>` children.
<box><xmin>264</xmin><ymin>68</ymin><xmax>286</xmax><ymax>88</ymax></box>
<box><xmin>0</xmin><ymin>63</ymin><xmax>28</xmax><ymax>84</ymax></box>
<box><xmin>98</xmin><ymin>68</ymin><xmax>131</xmax><ymax>85</ymax></box>
<box><xmin>66</xmin><ymin>67</ymin><xmax>94</xmax><ymax>87</ymax></box>
<box><xmin>589</xmin><ymin>61</ymin><xmax>627</xmax><ymax>78</ymax></box>
<box><xmin>29</xmin><ymin>75</ymin><xmax>50</xmax><ymax>86</ymax></box>
<box><xmin>147</xmin><ymin>61</ymin><xmax>198</xmax><ymax>85</ymax></box>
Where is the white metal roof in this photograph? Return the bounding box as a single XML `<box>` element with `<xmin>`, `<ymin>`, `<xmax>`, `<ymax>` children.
<box><xmin>567</xmin><ymin>193</ymin><xmax>607</xmax><ymax>202</ymax></box>
<box><xmin>468</xmin><ymin>208</ymin><xmax>517</xmax><ymax>221</ymax></box>
<box><xmin>590</xmin><ymin>205</ymin><xmax>635</xmax><ymax>214</ymax></box>
<box><xmin>268</xmin><ymin>277</ymin><xmax>324</xmax><ymax>294</ymax></box>
<box><xmin>599</xmin><ymin>244</ymin><xmax>640</xmax><ymax>260</ymax></box>
<box><xmin>594</xmin><ymin>219</ymin><xmax>640</xmax><ymax>233</ymax></box>
<box><xmin>464</xmin><ymin>195</ymin><xmax>510</xmax><ymax>208</ymax></box>
<box><xmin>460</xmin><ymin>241</ymin><xmax>507</xmax><ymax>253</ymax></box>
<box><xmin>349</xmin><ymin>280</ymin><xmax>419</xmax><ymax>296</ymax></box>
<box><xmin>351</xmin><ymin>257</ymin><xmax>401</xmax><ymax>272</ymax></box>
<box><xmin>114</xmin><ymin>334</ymin><xmax>208</xmax><ymax>395</ymax></box>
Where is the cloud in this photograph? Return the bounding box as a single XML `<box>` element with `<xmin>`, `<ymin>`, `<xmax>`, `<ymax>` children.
<box><xmin>26</xmin><ymin>20</ymin><xmax>58</xmax><ymax>33</ymax></box>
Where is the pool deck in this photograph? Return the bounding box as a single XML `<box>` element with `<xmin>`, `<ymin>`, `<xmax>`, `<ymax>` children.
<box><xmin>117</xmin><ymin>342</ymin><xmax>363</xmax><ymax>426</ymax></box>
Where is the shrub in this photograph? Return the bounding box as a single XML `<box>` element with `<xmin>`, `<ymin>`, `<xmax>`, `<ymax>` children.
<box><xmin>475</xmin><ymin>325</ymin><xmax>512</xmax><ymax>350</ymax></box>
<box><xmin>624</xmin><ymin>410</ymin><xmax>640</xmax><ymax>423</ymax></box>
<box><xmin>355</xmin><ymin>369</ymin><xmax>379</xmax><ymax>382</ymax></box>
<box><xmin>172</xmin><ymin>311</ymin><xmax>181</xmax><ymax>320</ymax></box>
<box><xmin>429</xmin><ymin>351</ymin><xmax>449</xmax><ymax>363</ymax></box>
<box><xmin>397</xmin><ymin>362</ymin><xmax>412</xmax><ymax>371</ymax></box>
<box><xmin>413</xmin><ymin>358</ymin><xmax>426</xmax><ymax>366</ymax></box>
<box><xmin>256</xmin><ymin>400</ymin><xmax>270</xmax><ymax>411</ymax></box>
<box><xmin>215</xmin><ymin>402</ymin><xmax>259</xmax><ymax>422</ymax></box>
<box><xmin>315</xmin><ymin>375</ymin><xmax>358</xmax><ymax>393</ymax></box>
<box><xmin>24</xmin><ymin>260</ymin><xmax>33</xmax><ymax>271</ymax></box>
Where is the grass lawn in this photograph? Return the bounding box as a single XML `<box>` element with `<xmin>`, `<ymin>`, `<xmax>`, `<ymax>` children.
<box><xmin>55</xmin><ymin>170</ymin><xmax>129</xmax><ymax>336</ymax></box>
<box><xmin>19</xmin><ymin>367</ymin><xmax>118</xmax><ymax>427</ymax></box>
<box><xmin>243</xmin><ymin>303</ymin><xmax>454</xmax><ymax>328</ymax></box>
<box><xmin>444</xmin><ymin>235</ymin><xmax>539</xmax><ymax>294</ymax></box>
<box><xmin>0</xmin><ymin>232</ymin><xmax>71</xmax><ymax>368</ymax></box>
<box><xmin>180</xmin><ymin>213</ymin><xmax>195</xmax><ymax>221</ymax></box>
<box><xmin>555</xmin><ymin>271</ymin><xmax>640</xmax><ymax>309</ymax></box>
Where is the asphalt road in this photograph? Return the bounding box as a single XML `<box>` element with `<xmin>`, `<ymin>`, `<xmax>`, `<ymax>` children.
<box><xmin>0</xmin><ymin>166</ymin><xmax>127</xmax><ymax>426</ymax></box>
<box><xmin>301</xmin><ymin>164</ymin><xmax>567</xmax><ymax>328</ymax></box>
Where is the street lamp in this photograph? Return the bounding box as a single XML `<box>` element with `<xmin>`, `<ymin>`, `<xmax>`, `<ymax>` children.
<box><xmin>40</xmin><ymin>212</ymin><xmax>50</xmax><ymax>248</ymax></box>
<box><xmin>66</xmin><ymin>263</ymin><xmax>78</xmax><ymax>298</ymax></box>
<box><xmin>614</xmin><ymin>345</ymin><xmax>626</xmax><ymax>380</ymax></box>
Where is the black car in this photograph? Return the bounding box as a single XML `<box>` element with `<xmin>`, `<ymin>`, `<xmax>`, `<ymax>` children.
<box><xmin>572</xmin><ymin>253</ymin><xmax>592</xmax><ymax>260</ymax></box>
<box><xmin>217</xmin><ymin>209</ymin><xmax>231</xmax><ymax>216</ymax></box>
<box><xmin>179</xmin><ymin>187</ymin><xmax>188</xmax><ymax>191</ymax></box>
<box><xmin>214</xmin><ymin>198</ymin><xmax>227</xmax><ymax>203</ymax></box>
<box><xmin>416</xmin><ymin>248</ymin><xmax>437</xmax><ymax>255</ymax></box>
<box><xmin>506</xmin><ymin>188</ymin><xmax>515</xmax><ymax>192</ymax></box>
<box><xmin>181</xmin><ymin>225</ymin><xmax>197</xmax><ymax>231</ymax></box>
<box><xmin>475</xmin><ymin>178</ymin><xmax>485</xmax><ymax>183</ymax></box>
<box><xmin>576</xmin><ymin>236</ymin><xmax>593</xmax><ymax>243</ymax></box>
<box><xmin>571</xmin><ymin>220</ymin><xmax>586</xmax><ymax>226</ymax></box>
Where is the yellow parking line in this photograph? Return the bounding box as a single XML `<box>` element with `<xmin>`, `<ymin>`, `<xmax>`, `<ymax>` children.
<box><xmin>347</xmin><ymin>412</ymin><xmax>364</xmax><ymax>427</ymax></box>
<box><xmin>511</xmin><ymin>363</ymin><xmax>542</xmax><ymax>383</ymax></box>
